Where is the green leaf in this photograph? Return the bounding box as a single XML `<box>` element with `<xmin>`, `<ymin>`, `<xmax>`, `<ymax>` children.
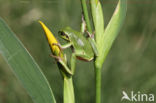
<box><xmin>95</xmin><ymin>0</ymin><xmax>127</xmax><ymax>68</ymax></box>
<box><xmin>64</xmin><ymin>77</ymin><xmax>75</xmax><ymax>103</ymax></box>
<box><xmin>90</xmin><ymin>0</ymin><xmax>104</xmax><ymax>48</ymax></box>
<box><xmin>0</xmin><ymin>18</ymin><xmax>56</xmax><ymax>103</ymax></box>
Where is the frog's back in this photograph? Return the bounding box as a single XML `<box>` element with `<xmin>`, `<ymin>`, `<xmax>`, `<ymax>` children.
<box><xmin>64</xmin><ymin>27</ymin><xmax>94</xmax><ymax>61</ymax></box>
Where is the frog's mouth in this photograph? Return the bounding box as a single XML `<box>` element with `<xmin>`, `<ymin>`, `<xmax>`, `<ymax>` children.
<box><xmin>59</xmin><ymin>31</ymin><xmax>69</xmax><ymax>41</ymax></box>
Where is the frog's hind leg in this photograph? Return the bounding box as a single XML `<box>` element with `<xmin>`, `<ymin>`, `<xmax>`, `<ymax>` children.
<box><xmin>49</xmin><ymin>54</ymin><xmax>62</xmax><ymax>61</ymax></box>
<box><xmin>50</xmin><ymin>54</ymin><xmax>73</xmax><ymax>76</ymax></box>
<box><xmin>58</xmin><ymin>60</ymin><xmax>73</xmax><ymax>76</ymax></box>
<box><xmin>86</xmin><ymin>32</ymin><xmax>99</xmax><ymax>56</ymax></box>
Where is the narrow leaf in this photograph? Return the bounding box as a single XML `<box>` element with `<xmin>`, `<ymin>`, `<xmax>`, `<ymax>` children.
<box><xmin>95</xmin><ymin>0</ymin><xmax>127</xmax><ymax>68</ymax></box>
<box><xmin>0</xmin><ymin>18</ymin><xmax>56</xmax><ymax>103</ymax></box>
<box><xmin>90</xmin><ymin>0</ymin><xmax>104</xmax><ymax>48</ymax></box>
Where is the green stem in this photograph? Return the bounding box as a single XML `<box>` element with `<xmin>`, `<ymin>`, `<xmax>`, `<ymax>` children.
<box><xmin>95</xmin><ymin>61</ymin><xmax>102</xmax><ymax>103</ymax></box>
<box><xmin>81</xmin><ymin>1</ymin><xmax>102</xmax><ymax>103</ymax></box>
<box><xmin>64</xmin><ymin>76</ymin><xmax>75</xmax><ymax>103</ymax></box>
<box><xmin>81</xmin><ymin>0</ymin><xmax>92</xmax><ymax>34</ymax></box>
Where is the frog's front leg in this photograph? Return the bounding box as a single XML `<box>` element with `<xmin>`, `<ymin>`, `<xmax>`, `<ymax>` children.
<box><xmin>86</xmin><ymin>31</ymin><xmax>95</xmax><ymax>38</ymax></box>
<box><xmin>52</xmin><ymin>43</ymin><xmax>72</xmax><ymax>50</ymax></box>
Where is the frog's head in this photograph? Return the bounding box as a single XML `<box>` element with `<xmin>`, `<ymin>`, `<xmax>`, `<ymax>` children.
<box><xmin>59</xmin><ymin>27</ymin><xmax>72</xmax><ymax>41</ymax></box>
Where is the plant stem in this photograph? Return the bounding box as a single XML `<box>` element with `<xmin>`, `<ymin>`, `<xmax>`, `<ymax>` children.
<box><xmin>95</xmin><ymin>61</ymin><xmax>102</xmax><ymax>103</ymax></box>
<box><xmin>81</xmin><ymin>0</ymin><xmax>102</xmax><ymax>103</ymax></box>
<box><xmin>64</xmin><ymin>76</ymin><xmax>75</xmax><ymax>103</ymax></box>
<box><xmin>81</xmin><ymin>0</ymin><xmax>92</xmax><ymax>34</ymax></box>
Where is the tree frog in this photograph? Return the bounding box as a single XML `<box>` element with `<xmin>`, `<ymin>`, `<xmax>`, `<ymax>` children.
<box><xmin>52</xmin><ymin>16</ymin><xmax>98</xmax><ymax>74</ymax></box>
<box><xmin>39</xmin><ymin>16</ymin><xmax>98</xmax><ymax>75</ymax></box>
<box><xmin>54</xmin><ymin>16</ymin><xmax>98</xmax><ymax>63</ymax></box>
<box><xmin>51</xmin><ymin>27</ymin><xmax>96</xmax><ymax>75</ymax></box>
<box><xmin>58</xmin><ymin>27</ymin><xmax>95</xmax><ymax>61</ymax></box>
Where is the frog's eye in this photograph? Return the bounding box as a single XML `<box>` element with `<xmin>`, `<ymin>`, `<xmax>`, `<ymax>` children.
<box><xmin>59</xmin><ymin>31</ymin><xmax>69</xmax><ymax>40</ymax></box>
<box><xmin>59</xmin><ymin>31</ymin><xmax>64</xmax><ymax>36</ymax></box>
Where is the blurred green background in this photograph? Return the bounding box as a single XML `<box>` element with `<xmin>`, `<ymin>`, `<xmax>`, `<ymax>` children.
<box><xmin>0</xmin><ymin>0</ymin><xmax>156</xmax><ymax>103</ymax></box>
